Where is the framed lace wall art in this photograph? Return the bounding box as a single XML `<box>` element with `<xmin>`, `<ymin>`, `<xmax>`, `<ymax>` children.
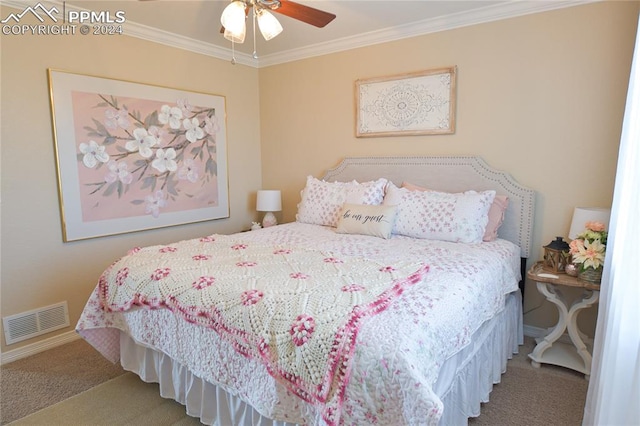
<box><xmin>355</xmin><ymin>66</ymin><xmax>457</xmax><ymax>137</ymax></box>
<box><xmin>48</xmin><ymin>69</ymin><xmax>229</xmax><ymax>242</ymax></box>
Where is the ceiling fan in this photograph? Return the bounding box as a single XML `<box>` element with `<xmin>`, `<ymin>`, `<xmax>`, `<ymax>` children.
<box><xmin>138</xmin><ymin>0</ymin><xmax>335</xmax><ymax>28</ymax></box>
<box><xmin>221</xmin><ymin>0</ymin><xmax>336</xmax><ymax>33</ymax></box>
<box><xmin>141</xmin><ymin>0</ymin><xmax>335</xmax><ymax>62</ymax></box>
<box><xmin>219</xmin><ymin>0</ymin><xmax>335</xmax><ymax>61</ymax></box>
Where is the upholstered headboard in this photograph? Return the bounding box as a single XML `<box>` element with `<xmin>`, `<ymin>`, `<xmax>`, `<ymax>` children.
<box><xmin>322</xmin><ymin>156</ymin><xmax>536</xmax><ymax>259</ymax></box>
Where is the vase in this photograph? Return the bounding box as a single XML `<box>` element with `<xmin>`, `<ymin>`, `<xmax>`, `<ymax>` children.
<box><xmin>565</xmin><ymin>263</ymin><xmax>579</xmax><ymax>277</ymax></box>
<box><xmin>578</xmin><ymin>266</ymin><xmax>603</xmax><ymax>284</ymax></box>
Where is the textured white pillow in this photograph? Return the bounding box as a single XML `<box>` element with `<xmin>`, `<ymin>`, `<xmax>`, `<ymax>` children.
<box><xmin>296</xmin><ymin>177</ymin><xmax>387</xmax><ymax>227</ymax></box>
<box><xmin>401</xmin><ymin>182</ymin><xmax>509</xmax><ymax>242</ymax></box>
<box><xmin>383</xmin><ymin>183</ymin><xmax>495</xmax><ymax>243</ymax></box>
<box><xmin>336</xmin><ymin>204</ymin><xmax>398</xmax><ymax>239</ymax></box>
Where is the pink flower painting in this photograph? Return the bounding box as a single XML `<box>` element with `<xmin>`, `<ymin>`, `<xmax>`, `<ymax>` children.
<box><xmin>70</xmin><ymin>91</ymin><xmax>221</xmax><ymax>222</ymax></box>
<box><xmin>49</xmin><ymin>70</ymin><xmax>229</xmax><ymax>241</ymax></box>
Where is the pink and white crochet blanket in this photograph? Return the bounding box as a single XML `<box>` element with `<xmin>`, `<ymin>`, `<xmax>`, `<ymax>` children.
<box><xmin>78</xmin><ymin>223</ymin><xmax>522</xmax><ymax>425</ymax></box>
<box><xmin>95</xmin><ymin>234</ymin><xmax>429</xmax><ymax>424</ymax></box>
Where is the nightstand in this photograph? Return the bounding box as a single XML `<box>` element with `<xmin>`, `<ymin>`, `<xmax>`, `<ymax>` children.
<box><xmin>527</xmin><ymin>262</ymin><xmax>600</xmax><ymax>380</ymax></box>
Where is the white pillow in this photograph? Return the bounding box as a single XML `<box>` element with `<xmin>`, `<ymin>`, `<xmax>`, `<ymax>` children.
<box><xmin>296</xmin><ymin>177</ymin><xmax>387</xmax><ymax>227</ymax></box>
<box><xmin>383</xmin><ymin>183</ymin><xmax>495</xmax><ymax>243</ymax></box>
<box><xmin>336</xmin><ymin>204</ymin><xmax>398</xmax><ymax>239</ymax></box>
<box><xmin>401</xmin><ymin>182</ymin><xmax>509</xmax><ymax>242</ymax></box>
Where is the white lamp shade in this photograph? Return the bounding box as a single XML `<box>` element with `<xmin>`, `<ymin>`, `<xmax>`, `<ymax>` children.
<box><xmin>256</xmin><ymin>190</ymin><xmax>282</xmax><ymax>212</ymax></box>
<box><xmin>221</xmin><ymin>1</ymin><xmax>246</xmax><ymax>42</ymax></box>
<box><xmin>568</xmin><ymin>207</ymin><xmax>611</xmax><ymax>239</ymax></box>
<box><xmin>224</xmin><ymin>26</ymin><xmax>246</xmax><ymax>43</ymax></box>
<box><xmin>256</xmin><ymin>9</ymin><xmax>283</xmax><ymax>41</ymax></box>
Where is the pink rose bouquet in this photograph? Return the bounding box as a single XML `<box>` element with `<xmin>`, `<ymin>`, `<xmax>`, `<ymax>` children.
<box><xmin>569</xmin><ymin>221</ymin><xmax>607</xmax><ymax>271</ymax></box>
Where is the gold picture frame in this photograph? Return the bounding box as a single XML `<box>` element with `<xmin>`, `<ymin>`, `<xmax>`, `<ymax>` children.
<box><xmin>355</xmin><ymin>66</ymin><xmax>457</xmax><ymax>137</ymax></box>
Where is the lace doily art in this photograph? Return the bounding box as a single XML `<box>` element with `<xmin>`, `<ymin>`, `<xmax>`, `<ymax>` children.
<box><xmin>356</xmin><ymin>67</ymin><xmax>457</xmax><ymax>137</ymax></box>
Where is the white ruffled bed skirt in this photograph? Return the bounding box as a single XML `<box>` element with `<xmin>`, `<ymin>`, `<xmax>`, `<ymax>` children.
<box><xmin>120</xmin><ymin>292</ymin><xmax>523</xmax><ymax>426</ymax></box>
<box><xmin>436</xmin><ymin>291</ymin><xmax>523</xmax><ymax>424</ymax></box>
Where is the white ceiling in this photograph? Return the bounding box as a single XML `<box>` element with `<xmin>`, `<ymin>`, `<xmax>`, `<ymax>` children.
<box><xmin>4</xmin><ymin>0</ymin><xmax>597</xmax><ymax>66</ymax></box>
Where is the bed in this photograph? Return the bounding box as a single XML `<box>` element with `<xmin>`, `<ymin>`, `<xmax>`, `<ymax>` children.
<box><xmin>76</xmin><ymin>156</ymin><xmax>535</xmax><ymax>425</ymax></box>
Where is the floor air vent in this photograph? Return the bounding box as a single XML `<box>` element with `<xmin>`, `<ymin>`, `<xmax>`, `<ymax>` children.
<box><xmin>3</xmin><ymin>302</ymin><xmax>70</xmax><ymax>345</ymax></box>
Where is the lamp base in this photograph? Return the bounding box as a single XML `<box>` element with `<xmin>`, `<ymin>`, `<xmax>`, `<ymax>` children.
<box><xmin>262</xmin><ymin>211</ymin><xmax>277</xmax><ymax>228</ymax></box>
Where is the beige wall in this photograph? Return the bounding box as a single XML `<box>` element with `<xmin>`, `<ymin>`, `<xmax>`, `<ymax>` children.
<box><xmin>0</xmin><ymin>7</ymin><xmax>262</xmax><ymax>353</ymax></box>
<box><xmin>259</xmin><ymin>1</ymin><xmax>639</xmax><ymax>335</ymax></box>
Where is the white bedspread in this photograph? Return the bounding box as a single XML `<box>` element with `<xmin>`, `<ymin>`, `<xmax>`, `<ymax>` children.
<box><xmin>77</xmin><ymin>222</ymin><xmax>521</xmax><ymax>425</ymax></box>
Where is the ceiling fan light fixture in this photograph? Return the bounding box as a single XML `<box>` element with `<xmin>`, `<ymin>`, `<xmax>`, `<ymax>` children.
<box><xmin>256</xmin><ymin>9</ymin><xmax>282</xmax><ymax>41</ymax></box>
<box><xmin>221</xmin><ymin>1</ymin><xmax>246</xmax><ymax>35</ymax></box>
<box><xmin>224</xmin><ymin>26</ymin><xmax>246</xmax><ymax>44</ymax></box>
<box><xmin>219</xmin><ymin>0</ymin><xmax>334</xmax><ymax>63</ymax></box>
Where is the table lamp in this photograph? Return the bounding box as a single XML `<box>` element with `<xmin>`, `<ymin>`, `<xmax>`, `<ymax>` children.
<box><xmin>568</xmin><ymin>207</ymin><xmax>611</xmax><ymax>240</ymax></box>
<box><xmin>256</xmin><ymin>190</ymin><xmax>281</xmax><ymax>228</ymax></box>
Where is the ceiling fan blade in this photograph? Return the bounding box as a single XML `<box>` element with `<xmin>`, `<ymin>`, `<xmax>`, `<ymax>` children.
<box><xmin>273</xmin><ymin>0</ymin><xmax>336</xmax><ymax>28</ymax></box>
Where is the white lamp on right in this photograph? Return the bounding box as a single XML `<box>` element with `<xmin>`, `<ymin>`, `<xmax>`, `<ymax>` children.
<box><xmin>256</xmin><ymin>190</ymin><xmax>281</xmax><ymax>228</ymax></box>
<box><xmin>568</xmin><ymin>207</ymin><xmax>611</xmax><ymax>240</ymax></box>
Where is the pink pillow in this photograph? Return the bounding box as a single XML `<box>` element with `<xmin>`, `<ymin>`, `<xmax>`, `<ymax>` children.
<box><xmin>400</xmin><ymin>182</ymin><xmax>509</xmax><ymax>242</ymax></box>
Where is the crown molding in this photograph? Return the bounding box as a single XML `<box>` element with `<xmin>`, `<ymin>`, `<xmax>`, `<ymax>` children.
<box><xmin>257</xmin><ymin>0</ymin><xmax>601</xmax><ymax>67</ymax></box>
<box><xmin>123</xmin><ymin>19</ymin><xmax>257</xmax><ymax>67</ymax></box>
<box><xmin>2</xmin><ymin>0</ymin><xmax>601</xmax><ymax>68</ymax></box>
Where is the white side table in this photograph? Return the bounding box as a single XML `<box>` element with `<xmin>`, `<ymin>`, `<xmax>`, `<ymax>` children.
<box><xmin>527</xmin><ymin>262</ymin><xmax>600</xmax><ymax>380</ymax></box>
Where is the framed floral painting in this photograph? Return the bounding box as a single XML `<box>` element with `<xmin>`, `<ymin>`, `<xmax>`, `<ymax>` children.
<box><xmin>48</xmin><ymin>69</ymin><xmax>229</xmax><ymax>242</ymax></box>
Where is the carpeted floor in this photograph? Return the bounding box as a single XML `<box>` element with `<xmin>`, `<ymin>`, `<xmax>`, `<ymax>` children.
<box><xmin>468</xmin><ymin>337</ymin><xmax>589</xmax><ymax>425</ymax></box>
<box><xmin>7</xmin><ymin>373</ymin><xmax>201</xmax><ymax>426</ymax></box>
<box><xmin>1</xmin><ymin>338</ymin><xmax>126</xmax><ymax>424</ymax></box>
<box><xmin>1</xmin><ymin>336</ymin><xmax>589</xmax><ymax>425</ymax></box>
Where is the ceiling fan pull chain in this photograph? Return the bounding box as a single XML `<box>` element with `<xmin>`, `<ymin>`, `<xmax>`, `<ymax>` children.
<box><xmin>231</xmin><ymin>40</ymin><xmax>236</xmax><ymax>65</ymax></box>
<box><xmin>252</xmin><ymin>7</ymin><xmax>258</xmax><ymax>59</ymax></box>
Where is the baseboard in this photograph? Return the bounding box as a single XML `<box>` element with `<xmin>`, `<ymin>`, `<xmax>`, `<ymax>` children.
<box><xmin>0</xmin><ymin>330</ymin><xmax>80</xmax><ymax>365</ymax></box>
<box><xmin>523</xmin><ymin>324</ymin><xmax>548</xmax><ymax>339</ymax></box>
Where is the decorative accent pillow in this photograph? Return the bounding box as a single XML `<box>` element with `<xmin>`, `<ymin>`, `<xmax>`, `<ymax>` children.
<box><xmin>401</xmin><ymin>182</ymin><xmax>509</xmax><ymax>242</ymax></box>
<box><xmin>296</xmin><ymin>177</ymin><xmax>388</xmax><ymax>227</ymax></box>
<box><xmin>384</xmin><ymin>183</ymin><xmax>496</xmax><ymax>243</ymax></box>
<box><xmin>336</xmin><ymin>204</ymin><xmax>398</xmax><ymax>239</ymax></box>
<box><xmin>482</xmin><ymin>194</ymin><xmax>509</xmax><ymax>241</ymax></box>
